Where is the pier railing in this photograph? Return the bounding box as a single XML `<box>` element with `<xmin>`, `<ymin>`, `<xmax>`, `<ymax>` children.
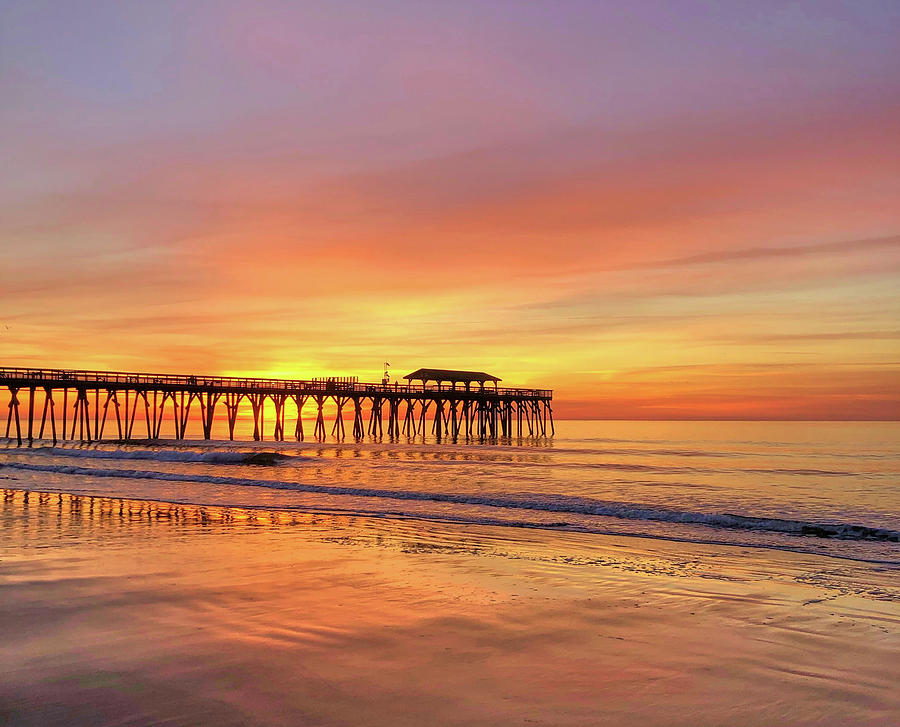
<box><xmin>0</xmin><ymin>366</ymin><xmax>552</xmax><ymax>398</ymax></box>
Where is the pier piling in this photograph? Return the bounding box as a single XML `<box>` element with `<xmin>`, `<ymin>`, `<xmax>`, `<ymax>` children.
<box><xmin>0</xmin><ymin>366</ymin><xmax>553</xmax><ymax>444</ymax></box>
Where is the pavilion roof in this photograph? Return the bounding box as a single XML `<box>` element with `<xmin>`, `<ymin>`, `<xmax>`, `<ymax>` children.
<box><xmin>404</xmin><ymin>368</ymin><xmax>501</xmax><ymax>384</ymax></box>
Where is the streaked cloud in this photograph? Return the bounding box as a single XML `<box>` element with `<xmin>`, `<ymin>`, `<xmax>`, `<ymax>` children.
<box><xmin>2</xmin><ymin>1</ymin><xmax>899</xmax><ymax>418</ymax></box>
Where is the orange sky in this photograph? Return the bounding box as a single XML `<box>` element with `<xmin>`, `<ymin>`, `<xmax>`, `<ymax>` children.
<box><xmin>2</xmin><ymin>1</ymin><xmax>899</xmax><ymax>419</ymax></box>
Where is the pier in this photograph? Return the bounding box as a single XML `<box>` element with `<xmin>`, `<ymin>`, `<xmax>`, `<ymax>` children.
<box><xmin>0</xmin><ymin>366</ymin><xmax>553</xmax><ymax>445</ymax></box>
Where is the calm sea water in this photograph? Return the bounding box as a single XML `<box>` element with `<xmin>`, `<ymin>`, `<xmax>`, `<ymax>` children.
<box><xmin>2</xmin><ymin>420</ymin><xmax>898</xmax><ymax>564</ymax></box>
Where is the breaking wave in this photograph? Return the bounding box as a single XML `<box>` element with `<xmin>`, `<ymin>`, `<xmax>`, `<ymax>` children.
<box><xmin>3</xmin><ymin>461</ymin><xmax>897</xmax><ymax>544</ymax></box>
<box><xmin>16</xmin><ymin>447</ymin><xmax>295</xmax><ymax>466</ymax></box>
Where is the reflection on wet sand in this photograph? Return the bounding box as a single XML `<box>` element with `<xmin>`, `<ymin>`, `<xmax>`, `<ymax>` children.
<box><xmin>2</xmin><ymin>488</ymin><xmax>899</xmax><ymax>726</ymax></box>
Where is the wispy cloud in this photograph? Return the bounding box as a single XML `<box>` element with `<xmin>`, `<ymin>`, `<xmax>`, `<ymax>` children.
<box><xmin>3</xmin><ymin>1</ymin><xmax>899</xmax><ymax>418</ymax></box>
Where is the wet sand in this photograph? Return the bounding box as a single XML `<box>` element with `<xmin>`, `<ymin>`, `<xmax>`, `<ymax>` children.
<box><xmin>1</xmin><ymin>489</ymin><xmax>898</xmax><ymax>726</ymax></box>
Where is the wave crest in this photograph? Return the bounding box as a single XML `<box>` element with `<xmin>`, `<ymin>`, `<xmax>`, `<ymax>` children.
<box><xmin>2</xmin><ymin>461</ymin><xmax>896</xmax><ymax>543</ymax></box>
<box><xmin>18</xmin><ymin>447</ymin><xmax>294</xmax><ymax>465</ymax></box>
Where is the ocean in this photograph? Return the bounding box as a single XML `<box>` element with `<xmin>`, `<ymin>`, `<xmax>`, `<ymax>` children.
<box><xmin>2</xmin><ymin>420</ymin><xmax>898</xmax><ymax>565</ymax></box>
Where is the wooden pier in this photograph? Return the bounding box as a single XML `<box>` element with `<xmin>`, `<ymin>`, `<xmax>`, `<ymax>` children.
<box><xmin>0</xmin><ymin>366</ymin><xmax>553</xmax><ymax>445</ymax></box>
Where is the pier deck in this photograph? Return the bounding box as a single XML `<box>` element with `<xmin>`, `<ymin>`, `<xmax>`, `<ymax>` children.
<box><xmin>0</xmin><ymin>366</ymin><xmax>553</xmax><ymax>444</ymax></box>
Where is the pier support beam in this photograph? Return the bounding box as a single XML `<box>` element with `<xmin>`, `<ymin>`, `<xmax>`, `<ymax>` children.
<box><xmin>6</xmin><ymin>387</ymin><xmax>22</xmax><ymax>445</ymax></box>
<box><xmin>292</xmin><ymin>394</ymin><xmax>308</xmax><ymax>441</ymax></box>
<box><xmin>0</xmin><ymin>368</ymin><xmax>553</xmax><ymax>446</ymax></box>
<box><xmin>313</xmin><ymin>395</ymin><xmax>326</xmax><ymax>441</ymax></box>
<box><xmin>352</xmin><ymin>397</ymin><xmax>364</xmax><ymax>440</ymax></box>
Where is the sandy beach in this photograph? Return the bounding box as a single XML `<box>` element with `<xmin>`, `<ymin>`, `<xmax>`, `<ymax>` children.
<box><xmin>2</xmin><ymin>488</ymin><xmax>897</xmax><ymax>726</ymax></box>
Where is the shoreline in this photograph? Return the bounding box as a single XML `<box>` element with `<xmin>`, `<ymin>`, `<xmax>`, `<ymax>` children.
<box><xmin>3</xmin><ymin>487</ymin><xmax>899</xmax><ymax>725</ymax></box>
<box><xmin>4</xmin><ymin>482</ymin><xmax>899</xmax><ymax>567</ymax></box>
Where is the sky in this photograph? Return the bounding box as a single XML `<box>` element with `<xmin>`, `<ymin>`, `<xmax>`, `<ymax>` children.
<box><xmin>2</xmin><ymin>0</ymin><xmax>899</xmax><ymax>419</ymax></box>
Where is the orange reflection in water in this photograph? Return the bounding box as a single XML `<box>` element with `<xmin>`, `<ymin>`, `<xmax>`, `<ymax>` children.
<box><xmin>1</xmin><ymin>488</ymin><xmax>898</xmax><ymax>726</ymax></box>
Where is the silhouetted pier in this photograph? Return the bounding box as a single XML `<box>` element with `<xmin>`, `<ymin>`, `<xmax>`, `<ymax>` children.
<box><xmin>0</xmin><ymin>366</ymin><xmax>553</xmax><ymax>445</ymax></box>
